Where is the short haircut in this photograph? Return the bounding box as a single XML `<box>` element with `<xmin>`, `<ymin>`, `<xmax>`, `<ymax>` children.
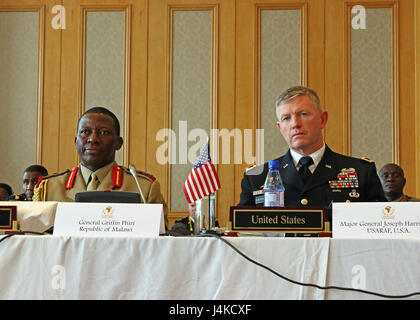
<box><xmin>78</xmin><ymin>106</ymin><xmax>121</xmax><ymax>136</ymax></box>
<box><xmin>275</xmin><ymin>86</ymin><xmax>321</xmax><ymax>111</ymax></box>
<box><xmin>379</xmin><ymin>163</ymin><xmax>404</xmax><ymax>177</ymax></box>
<box><xmin>0</xmin><ymin>183</ymin><xmax>13</xmax><ymax>196</ymax></box>
<box><xmin>24</xmin><ymin>165</ymin><xmax>48</xmax><ymax>176</ymax></box>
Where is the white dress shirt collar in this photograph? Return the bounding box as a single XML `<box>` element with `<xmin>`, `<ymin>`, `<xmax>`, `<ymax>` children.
<box><xmin>290</xmin><ymin>143</ymin><xmax>326</xmax><ymax>173</ymax></box>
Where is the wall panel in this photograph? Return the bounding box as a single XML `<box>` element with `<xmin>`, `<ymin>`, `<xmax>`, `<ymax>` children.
<box><xmin>259</xmin><ymin>7</ymin><xmax>302</xmax><ymax>162</ymax></box>
<box><xmin>0</xmin><ymin>9</ymin><xmax>41</xmax><ymax>193</ymax></box>
<box><xmin>326</xmin><ymin>0</ymin><xmax>417</xmax><ymax>196</ymax></box>
<box><xmin>350</xmin><ymin>7</ymin><xmax>394</xmax><ymax>171</ymax></box>
<box><xmin>84</xmin><ymin>10</ymin><xmax>126</xmax><ymax>164</ymax></box>
<box><xmin>149</xmin><ymin>0</ymin><xmax>235</xmax><ymax>227</ymax></box>
<box><xmin>235</xmin><ymin>0</ymin><xmax>324</xmax><ymax>210</ymax></box>
<box><xmin>169</xmin><ymin>9</ymin><xmax>213</xmax><ymax>211</ymax></box>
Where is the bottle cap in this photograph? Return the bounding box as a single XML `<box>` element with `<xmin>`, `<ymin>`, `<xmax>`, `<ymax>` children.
<box><xmin>268</xmin><ymin>160</ymin><xmax>279</xmax><ymax>169</ymax></box>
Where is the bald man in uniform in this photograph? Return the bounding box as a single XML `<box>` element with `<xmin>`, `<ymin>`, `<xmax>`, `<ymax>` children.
<box><xmin>379</xmin><ymin>163</ymin><xmax>420</xmax><ymax>202</ymax></box>
<box><xmin>239</xmin><ymin>86</ymin><xmax>386</xmax><ymax>207</ymax></box>
<box><xmin>34</xmin><ymin>107</ymin><xmax>168</xmax><ymax>226</ymax></box>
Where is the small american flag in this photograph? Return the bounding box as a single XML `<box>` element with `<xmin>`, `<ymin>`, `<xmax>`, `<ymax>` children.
<box><xmin>183</xmin><ymin>144</ymin><xmax>221</xmax><ymax>204</ymax></box>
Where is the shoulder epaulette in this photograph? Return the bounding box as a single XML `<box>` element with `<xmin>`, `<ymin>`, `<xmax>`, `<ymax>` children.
<box><xmin>360</xmin><ymin>157</ymin><xmax>374</xmax><ymax>163</ymax></box>
<box><xmin>137</xmin><ymin>170</ymin><xmax>156</xmax><ymax>181</ymax></box>
<box><xmin>39</xmin><ymin>169</ymin><xmax>71</xmax><ymax>181</ymax></box>
<box><xmin>33</xmin><ymin>169</ymin><xmax>71</xmax><ymax>201</ymax></box>
<box><xmin>35</xmin><ymin>169</ymin><xmax>71</xmax><ymax>189</ymax></box>
<box><xmin>246</xmin><ymin>164</ymin><xmax>256</xmax><ymax>172</ymax></box>
<box><xmin>125</xmin><ymin>167</ymin><xmax>156</xmax><ymax>181</ymax></box>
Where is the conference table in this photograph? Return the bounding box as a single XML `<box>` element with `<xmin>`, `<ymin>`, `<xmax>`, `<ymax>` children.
<box><xmin>0</xmin><ymin>234</ymin><xmax>419</xmax><ymax>300</ymax></box>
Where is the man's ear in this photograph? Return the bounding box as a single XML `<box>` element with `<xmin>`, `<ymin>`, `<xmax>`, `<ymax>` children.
<box><xmin>116</xmin><ymin>137</ymin><xmax>123</xmax><ymax>150</ymax></box>
<box><xmin>320</xmin><ymin>110</ymin><xmax>328</xmax><ymax>129</ymax></box>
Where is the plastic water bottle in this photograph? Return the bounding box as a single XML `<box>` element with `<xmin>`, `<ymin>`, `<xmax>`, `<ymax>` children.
<box><xmin>263</xmin><ymin>160</ymin><xmax>285</xmax><ymax>207</ymax></box>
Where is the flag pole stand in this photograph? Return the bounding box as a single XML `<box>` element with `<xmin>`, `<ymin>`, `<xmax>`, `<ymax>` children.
<box><xmin>196</xmin><ymin>192</ymin><xmax>218</xmax><ymax>236</ymax></box>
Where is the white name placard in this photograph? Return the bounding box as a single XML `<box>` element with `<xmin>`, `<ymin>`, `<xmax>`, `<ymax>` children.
<box><xmin>333</xmin><ymin>202</ymin><xmax>420</xmax><ymax>239</ymax></box>
<box><xmin>53</xmin><ymin>202</ymin><xmax>165</xmax><ymax>237</ymax></box>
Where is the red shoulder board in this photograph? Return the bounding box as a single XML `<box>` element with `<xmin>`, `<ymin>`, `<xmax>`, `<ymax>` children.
<box><xmin>112</xmin><ymin>166</ymin><xmax>123</xmax><ymax>188</ymax></box>
<box><xmin>137</xmin><ymin>170</ymin><xmax>156</xmax><ymax>181</ymax></box>
<box><xmin>66</xmin><ymin>167</ymin><xmax>79</xmax><ymax>189</ymax></box>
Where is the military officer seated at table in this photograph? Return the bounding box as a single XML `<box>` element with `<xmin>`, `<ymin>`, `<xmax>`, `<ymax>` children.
<box><xmin>8</xmin><ymin>165</ymin><xmax>48</xmax><ymax>201</ymax></box>
<box><xmin>238</xmin><ymin>85</ymin><xmax>387</xmax><ymax>208</ymax></box>
<box><xmin>169</xmin><ymin>202</ymin><xmax>220</xmax><ymax>236</ymax></box>
<box><xmin>34</xmin><ymin>106</ymin><xmax>168</xmax><ymax>226</ymax></box>
<box><xmin>379</xmin><ymin>163</ymin><xmax>420</xmax><ymax>202</ymax></box>
<box><xmin>170</xmin><ymin>202</ymin><xmax>196</xmax><ymax>235</ymax></box>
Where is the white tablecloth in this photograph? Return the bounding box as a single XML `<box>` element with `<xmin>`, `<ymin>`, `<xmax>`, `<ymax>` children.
<box><xmin>0</xmin><ymin>235</ymin><xmax>419</xmax><ymax>300</ymax></box>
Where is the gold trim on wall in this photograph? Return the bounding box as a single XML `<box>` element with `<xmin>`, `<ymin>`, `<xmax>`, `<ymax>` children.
<box><xmin>166</xmin><ymin>5</ymin><xmax>218</xmax><ymax>213</ymax></box>
<box><xmin>123</xmin><ymin>5</ymin><xmax>131</xmax><ymax>168</ymax></box>
<box><xmin>36</xmin><ymin>5</ymin><xmax>45</xmax><ymax>165</ymax></box>
<box><xmin>345</xmin><ymin>1</ymin><xmax>399</xmax><ymax>162</ymax></box>
<box><xmin>79</xmin><ymin>5</ymin><xmax>131</xmax><ymax>167</ymax></box>
<box><xmin>416</xmin><ymin>0</ymin><xmax>420</xmax><ymax>196</ymax></box>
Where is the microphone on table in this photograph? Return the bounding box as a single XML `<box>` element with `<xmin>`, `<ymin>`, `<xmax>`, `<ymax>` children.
<box><xmin>128</xmin><ymin>164</ymin><xmax>146</xmax><ymax>204</ymax></box>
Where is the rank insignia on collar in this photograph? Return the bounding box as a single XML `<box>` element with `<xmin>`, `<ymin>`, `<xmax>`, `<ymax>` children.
<box><xmin>66</xmin><ymin>167</ymin><xmax>79</xmax><ymax>190</ymax></box>
<box><xmin>112</xmin><ymin>166</ymin><xmax>123</xmax><ymax>188</ymax></box>
<box><xmin>329</xmin><ymin>168</ymin><xmax>359</xmax><ymax>189</ymax></box>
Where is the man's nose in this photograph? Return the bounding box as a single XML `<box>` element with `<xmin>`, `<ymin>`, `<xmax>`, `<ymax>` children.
<box><xmin>87</xmin><ymin>131</ymin><xmax>100</xmax><ymax>143</ymax></box>
<box><xmin>290</xmin><ymin>115</ymin><xmax>301</xmax><ymax>127</ymax></box>
<box><xmin>385</xmin><ymin>175</ymin><xmax>394</xmax><ymax>182</ymax></box>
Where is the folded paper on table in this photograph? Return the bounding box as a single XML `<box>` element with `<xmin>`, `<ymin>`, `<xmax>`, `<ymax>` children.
<box><xmin>6</xmin><ymin>201</ymin><xmax>58</xmax><ymax>233</ymax></box>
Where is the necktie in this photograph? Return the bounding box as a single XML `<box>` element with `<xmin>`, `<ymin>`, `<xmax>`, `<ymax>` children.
<box><xmin>87</xmin><ymin>172</ymin><xmax>99</xmax><ymax>190</ymax></box>
<box><xmin>298</xmin><ymin>156</ymin><xmax>314</xmax><ymax>184</ymax></box>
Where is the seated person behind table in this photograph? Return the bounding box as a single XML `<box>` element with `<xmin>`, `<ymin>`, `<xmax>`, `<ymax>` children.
<box><xmin>8</xmin><ymin>165</ymin><xmax>48</xmax><ymax>201</ymax></box>
<box><xmin>34</xmin><ymin>106</ymin><xmax>168</xmax><ymax>225</ymax></box>
<box><xmin>239</xmin><ymin>85</ymin><xmax>386</xmax><ymax>207</ymax></box>
<box><xmin>170</xmin><ymin>202</ymin><xmax>220</xmax><ymax>235</ymax></box>
<box><xmin>379</xmin><ymin>163</ymin><xmax>420</xmax><ymax>202</ymax></box>
<box><xmin>170</xmin><ymin>202</ymin><xmax>196</xmax><ymax>235</ymax></box>
<box><xmin>0</xmin><ymin>183</ymin><xmax>13</xmax><ymax>201</ymax></box>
